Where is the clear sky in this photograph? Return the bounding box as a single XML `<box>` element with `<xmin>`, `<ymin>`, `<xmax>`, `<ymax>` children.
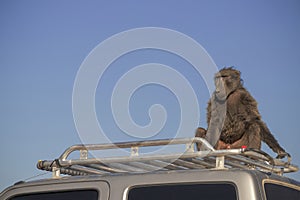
<box><xmin>1</xmin><ymin>0</ymin><xmax>300</xmax><ymax>191</ymax></box>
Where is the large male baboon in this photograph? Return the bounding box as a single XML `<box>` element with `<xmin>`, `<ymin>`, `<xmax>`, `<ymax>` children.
<box><xmin>196</xmin><ymin>67</ymin><xmax>288</xmax><ymax>158</ymax></box>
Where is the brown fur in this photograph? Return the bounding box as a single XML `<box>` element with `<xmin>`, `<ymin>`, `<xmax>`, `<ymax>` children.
<box><xmin>196</xmin><ymin>67</ymin><xmax>288</xmax><ymax>158</ymax></box>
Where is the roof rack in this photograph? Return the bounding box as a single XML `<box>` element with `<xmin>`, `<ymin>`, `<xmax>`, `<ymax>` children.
<box><xmin>37</xmin><ymin>137</ymin><xmax>298</xmax><ymax>178</ymax></box>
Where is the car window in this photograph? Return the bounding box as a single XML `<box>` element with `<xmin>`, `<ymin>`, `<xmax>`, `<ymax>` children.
<box><xmin>10</xmin><ymin>189</ymin><xmax>98</xmax><ymax>200</ymax></box>
<box><xmin>265</xmin><ymin>183</ymin><xmax>300</xmax><ymax>200</ymax></box>
<box><xmin>128</xmin><ymin>183</ymin><xmax>237</xmax><ymax>200</ymax></box>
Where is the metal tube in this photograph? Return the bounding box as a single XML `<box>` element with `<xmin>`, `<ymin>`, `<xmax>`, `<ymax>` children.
<box><xmin>58</xmin><ymin>149</ymin><xmax>241</xmax><ymax>167</ymax></box>
<box><xmin>59</xmin><ymin>137</ymin><xmax>215</xmax><ymax>160</ymax></box>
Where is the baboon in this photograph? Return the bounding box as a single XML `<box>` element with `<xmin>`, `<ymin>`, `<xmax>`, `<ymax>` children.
<box><xmin>196</xmin><ymin>67</ymin><xmax>288</xmax><ymax>158</ymax></box>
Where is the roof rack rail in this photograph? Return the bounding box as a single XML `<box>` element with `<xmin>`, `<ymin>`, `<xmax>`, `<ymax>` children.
<box><xmin>37</xmin><ymin>137</ymin><xmax>298</xmax><ymax>178</ymax></box>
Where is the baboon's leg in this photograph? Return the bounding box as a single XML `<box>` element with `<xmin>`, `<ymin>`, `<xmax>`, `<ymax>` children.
<box><xmin>216</xmin><ymin>123</ymin><xmax>261</xmax><ymax>150</ymax></box>
<box><xmin>230</xmin><ymin>123</ymin><xmax>261</xmax><ymax>149</ymax></box>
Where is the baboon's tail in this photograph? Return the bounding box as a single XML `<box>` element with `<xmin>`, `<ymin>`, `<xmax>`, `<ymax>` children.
<box><xmin>258</xmin><ymin>120</ymin><xmax>287</xmax><ymax>158</ymax></box>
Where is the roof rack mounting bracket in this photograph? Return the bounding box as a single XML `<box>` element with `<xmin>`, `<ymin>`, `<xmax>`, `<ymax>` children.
<box><xmin>52</xmin><ymin>166</ymin><xmax>61</xmax><ymax>178</ymax></box>
<box><xmin>131</xmin><ymin>146</ymin><xmax>139</xmax><ymax>156</ymax></box>
<box><xmin>80</xmin><ymin>149</ymin><xmax>88</xmax><ymax>160</ymax></box>
<box><xmin>186</xmin><ymin>142</ymin><xmax>195</xmax><ymax>153</ymax></box>
<box><xmin>215</xmin><ymin>156</ymin><xmax>226</xmax><ymax>169</ymax></box>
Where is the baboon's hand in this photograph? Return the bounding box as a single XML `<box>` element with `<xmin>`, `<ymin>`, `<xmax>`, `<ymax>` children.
<box><xmin>276</xmin><ymin>151</ymin><xmax>290</xmax><ymax>159</ymax></box>
<box><xmin>195</xmin><ymin>127</ymin><xmax>206</xmax><ymax>138</ymax></box>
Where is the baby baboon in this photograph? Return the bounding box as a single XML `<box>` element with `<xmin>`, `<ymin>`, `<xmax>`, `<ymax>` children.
<box><xmin>196</xmin><ymin>67</ymin><xmax>288</xmax><ymax>158</ymax></box>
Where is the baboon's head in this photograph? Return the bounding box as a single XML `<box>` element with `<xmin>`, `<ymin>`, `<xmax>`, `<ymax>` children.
<box><xmin>214</xmin><ymin>67</ymin><xmax>242</xmax><ymax>100</ymax></box>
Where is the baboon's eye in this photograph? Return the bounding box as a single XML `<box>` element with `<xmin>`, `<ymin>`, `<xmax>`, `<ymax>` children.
<box><xmin>215</xmin><ymin>75</ymin><xmax>224</xmax><ymax>79</ymax></box>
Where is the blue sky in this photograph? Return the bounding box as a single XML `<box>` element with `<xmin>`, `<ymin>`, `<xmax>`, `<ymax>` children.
<box><xmin>1</xmin><ymin>0</ymin><xmax>300</xmax><ymax>191</ymax></box>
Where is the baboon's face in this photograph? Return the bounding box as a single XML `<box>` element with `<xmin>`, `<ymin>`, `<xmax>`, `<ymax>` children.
<box><xmin>214</xmin><ymin>74</ymin><xmax>227</xmax><ymax>101</ymax></box>
<box><xmin>214</xmin><ymin>68</ymin><xmax>241</xmax><ymax>100</ymax></box>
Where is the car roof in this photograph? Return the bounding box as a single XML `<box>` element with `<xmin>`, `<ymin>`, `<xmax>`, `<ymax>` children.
<box><xmin>7</xmin><ymin>168</ymin><xmax>300</xmax><ymax>189</ymax></box>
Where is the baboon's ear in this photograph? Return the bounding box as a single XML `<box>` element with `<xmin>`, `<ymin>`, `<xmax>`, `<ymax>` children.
<box><xmin>228</xmin><ymin>68</ymin><xmax>240</xmax><ymax>80</ymax></box>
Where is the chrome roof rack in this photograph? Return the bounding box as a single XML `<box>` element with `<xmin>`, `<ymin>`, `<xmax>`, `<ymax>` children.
<box><xmin>37</xmin><ymin>137</ymin><xmax>298</xmax><ymax>178</ymax></box>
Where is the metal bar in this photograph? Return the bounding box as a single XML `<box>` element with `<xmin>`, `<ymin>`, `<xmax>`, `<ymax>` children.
<box><xmin>59</xmin><ymin>137</ymin><xmax>214</xmax><ymax>161</ymax></box>
<box><xmin>145</xmin><ymin>160</ymin><xmax>185</xmax><ymax>170</ymax></box>
<box><xmin>57</xmin><ymin>149</ymin><xmax>242</xmax><ymax>167</ymax></box>
<box><xmin>68</xmin><ymin>165</ymin><xmax>104</xmax><ymax>175</ymax></box>
<box><xmin>59</xmin><ymin>167</ymin><xmax>88</xmax><ymax>176</ymax></box>
<box><xmin>86</xmin><ymin>164</ymin><xmax>126</xmax><ymax>173</ymax></box>
<box><xmin>272</xmin><ymin>159</ymin><xmax>299</xmax><ymax>173</ymax></box>
<box><xmin>126</xmin><ymin>162</ymin><xmax>162</xmax><ymax>171</ymax></box>
<box><xmin>190</xmin><ymin>158</ymin><xmax>216</xmax><ymax>168</ymax></box>
<box><xmin>243</xmin><ymin>151</ymin><xmax>271</xmax><ymax>162</ymax></box>
<box><xmin>226</xmin><ymin>155</ymin><xmax>277</xmax><ymax>173</ymax></box>
<box><xmin>224</xmin><ymin>158</ymin><xmax>251</xmax><ymax>169</ymax></box>
<box><xmin>108</xmin><ymin>163</ymin><xmax>145</xmax><ymax>172</ymax></box>
<box><xmin>173</xmin><ymin>159</ymin><xmax>205</xmax><ymax>169</ymax></box>
<box><xmin>38</xmin><ymin>165</ymin><xmax>88</xmax><ymax>176</ymax></box>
